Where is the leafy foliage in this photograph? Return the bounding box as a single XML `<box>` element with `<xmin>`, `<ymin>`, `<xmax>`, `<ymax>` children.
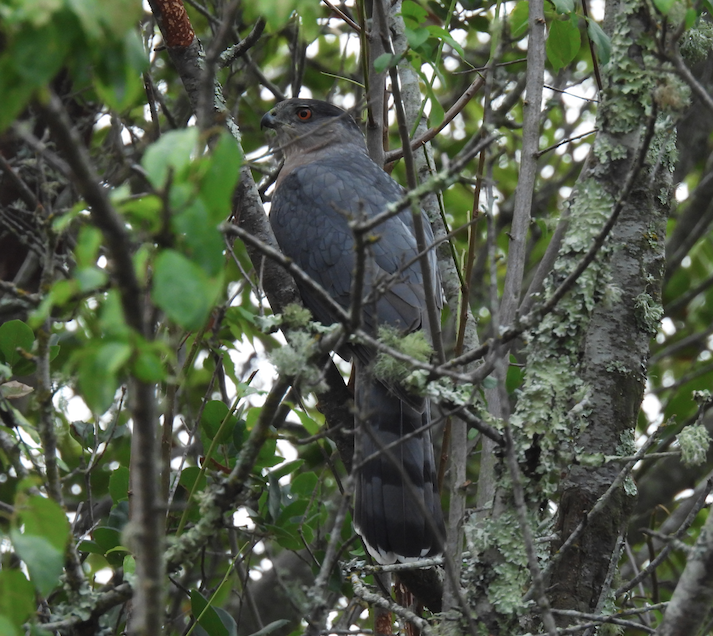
<box><xmin>0</xmin><ymin>0</ymin><xmax>712</xmax><ymax>634</ymax></box>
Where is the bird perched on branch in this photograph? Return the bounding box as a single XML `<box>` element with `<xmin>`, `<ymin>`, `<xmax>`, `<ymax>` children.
<box><xmin>261</xmin><ymin>98</ymin><xmax>445</xmax><ymax>564</ymax></box>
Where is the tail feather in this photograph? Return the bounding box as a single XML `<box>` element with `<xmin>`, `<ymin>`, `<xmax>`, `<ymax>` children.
<box><xmin>353</xmin><ymin>377</ymin><xmax>445</xmax><ymax>564</ymax></box>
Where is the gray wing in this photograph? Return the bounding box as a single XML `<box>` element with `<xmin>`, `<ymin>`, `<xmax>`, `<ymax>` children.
<box><xmin>269</xmin><ymin>150</ymin><xmax>438</xmax><ymax>346</ymax></box>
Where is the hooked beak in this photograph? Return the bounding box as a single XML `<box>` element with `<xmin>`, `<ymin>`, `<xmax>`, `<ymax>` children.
<box><xmin>260</xmin><ymin>110</ymin><xmax>278</xmax><ymax>130</ymax></box>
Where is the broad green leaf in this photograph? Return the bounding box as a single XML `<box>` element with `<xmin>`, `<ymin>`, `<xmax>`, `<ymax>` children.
<box><xmin>546</xmin><ymin>16</ymin><xmax>581</xmax><ymax>71</ymax></box>
<box><xmin>132</xmin><ymin>347</ymin><xmax>166</xmax><ymax>382</ymax></box>
<box><xmin>75</xmin><ymin>267</ymin><xmax>108</xmax><ymax>292</ymax></box>
<box><xmin>93</xmin><ymin>31</ymin><xmax>146</xmax><ymax>111</ymax></box>
<box><xmin>3</xmin><ymin>0</ymin><xmax>62</xmax><ymax>26</ymax></box>
<box><xmin>0</xmin><ymin>320</ymin><xmax>34</xmax><ymax>367</ymax></box>
<box><xmin>142</xmin><ymin>128</ymin><xmax>200</xmax><ymax>189</ymax></box>
<box><xmin>78</xmin><ymin>341</ymin><xmax>131</xmax><ymax>413</ymax></box>
<box><xmin>75</xmin><ymin>225</ymin><xmax>102</xmax><ymax>268</ymax></box>
<box><xmin>172</xmin><ymin>199</ymin><xmax>225</xmax><ymax>277</ymax></box>
<box><xmin>426</xmin><ymin>25</ymin><xmax>466</xmax><ymax>58</ymax></box>
<box><xmin>0</xmin><ymin>570</ymin><xmax>35</xmax><ymax>629</ymax></box>
<box><xmin>586</xmin><ymin>18</ymin><xmax>611</xmax><ymax>65</ymax></box>
<box><xmin>652</xmin><ymin>0</ymin><xmax>675</xmax><ymax>14</ymax></box>
<box><xmin>179</xmin><ymin>466</ymin><xmax>207</xmax><ymax>494</ymax></box>
<box><xmin>99</xmin><ymin>290</ymin><xmax>130</xmax><ymax>337</ymax></box>
<box><xmin>77</xmin><ymin>539</ymin><xmax>105</xmax><ymax>555</ymax></box>
<box><xmin>11</xmin><ymin>12</ymin><xmax>74</xmax><ymax>86</ymax></box>
<box><xmin>685</xmin><ymin>8</ymin><xmax>697</xmax><ymax>28</ymax></box>
<box><xmin>198</xmin><ymin>132</ymin><xmax>242</xmax><ymax>224</ymax></box>
<box><xmin>70</xmin><ymin>420</ymin><xmax>95</xmax><ymax>449</ymax></box>
<box><xmin>201</xmin><ymin>400</ymin><xmax>237</xmax><ymax>444</ymax></box>
<box><xmin>191</xmin><ymin>589</ymin><xmax>230</xmax><ymax>636</ymax></box>
<box><xmin>400</xmin><ymin>0</ymin><xmax>429</xmax><ymax>23</ymax></box>
<box><xmin>510</xmin><ymin>1</ymin><xmax>529</xmax><ymax>38</ymax></box>
<box><xmin>550</xmin><ymin>0</ymin><xmax>574</xmax><ymax>13</ymax></box>
<box><xmin>295</xmin><ymin>410</ymin><xmax>321</xmax><ymax>435</ymax></box>
<box><xmin>406</xmin><ymin>25</ymin><xmax>430</xmax><ymax>49</ymax></box>
<box><xmin>67</xmin><ymin>0</ymin><xmax>143</xmax><ymax>39</ymax></box>
<box><xmin>17</xmin><ymin>495</ymin><xmax>70</xmax><ymax>552</ymax></box>
<box><xmin>268</xmin><ymin>473</ymin><xmax>281</xmax><ymax>521</ymax></box>
<box><xmin>152</xmin><ymin>250</ymin><xmax>221</xmax><ymax>331</ymax></box>
<box><xmin>10</xmin><ymin>531</ymin><xmax>63</xmax><ymax>597</ymax></box>
<box><xmin>290</xmin><ymin>472</ymin><xmax>319</xmax><ymax>498</ymax></box>
<box><xmin>109</xmin><ymin>466</ymin><xmax>130</xmax><ymax>503</ymax></box>
<box><xmin>269</xmin><ymin>459</ymin><xmax>306</xmax><ymax>480</ymax></box>
<box><xmin>0</xmin><ymin>615</ymin><xmax>20</xmax><ymax>636</ymax></box>
<box><xmin>373</xmin><ymin>53</ymin><xmax>397</xmax><ymax>73</ymax></box>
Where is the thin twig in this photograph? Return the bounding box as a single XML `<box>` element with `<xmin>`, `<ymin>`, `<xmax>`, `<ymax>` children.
<box><xmin>615</xmin><ymin>477</ymin><xmax>713</xmax><ymax>597</ymax></box>
<box><xmin>384</xmin><ymin>75</ymin><xmax>486</xmax><ymax>164</ymax></box>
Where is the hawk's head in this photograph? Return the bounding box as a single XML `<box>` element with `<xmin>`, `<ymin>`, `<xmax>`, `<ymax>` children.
<box><xmin>261</xmin><ymin>99</ymin><xmax>365</xmax><ymax>160</ymax></box>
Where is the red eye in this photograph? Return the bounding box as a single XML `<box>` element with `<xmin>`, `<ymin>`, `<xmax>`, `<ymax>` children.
<box><xmin>296</xmin><ymin>108</ymin><xmax>312</xmax><ymax>121</ymax></box>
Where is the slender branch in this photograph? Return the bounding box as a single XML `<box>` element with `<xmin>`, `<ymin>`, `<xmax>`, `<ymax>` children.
<box><xmin>0</xmin><ymin>153</ymin><xmax>40</xmax><ymax>210</ymax></box>
<box><xmin>672</xmin><ymin>50</ymin><xmax>713</xmax><ymax>114</ymax></box>
<box><xmin>322</xmin><ymin>0</ymin><xmax>361</xmax><ymax>31</ymax></box>
<box><xmin>220</xmin><ymin>18</ymin><xmax>266</xmax><ymax>67</ymax></box>
<box><xmin>616</xmin><ymin>478</ymin><xmax>713</xmax><ymax>597</ymax></box>
<box><xmin>497</xmin><ymin>0</ymin><xmax>545</xmax><ymax>330</ymax></box>
<box><xmin>37</xmin><ymin>90</ymin><xmax>163</xmax><ymax>636</ymax></box>
<box><xmin>383</xmin><ymin>75</ymin><xmax>486</xmax><ymax>164</ymax></box>
<box><xmin>386</xmin><ymin>63</ymin><xmax>446</xmax><ymax>363</ymax></box>
<box><xmin>304</xmin><ymin>483</ymin><xmax>353</xmax><ymax>636</ymax></box>
<box><xmin>350</xmin><ymin>573</ymin><xmax>435</xmax><ymax>636</ymax></box>
<box><xmin>198</xmin><ymin>0</ymin><xmax>239</xmax><ymax>130</ymax></box>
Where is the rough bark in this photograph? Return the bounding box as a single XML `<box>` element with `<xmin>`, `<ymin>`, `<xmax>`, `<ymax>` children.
<box><xmin>527</xmin><ymin>0</ymin><xmax>672</xmax><ymax>618</ymax></box>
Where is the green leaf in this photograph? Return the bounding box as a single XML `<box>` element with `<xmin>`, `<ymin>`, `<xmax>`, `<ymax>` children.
<box><xmin>201</xmin><ymin>400</ymin><xmax>237</xmax><ymax>444</ymax></box>
<box><xmin>400</xmin><ymin>0</ymin><xmax>428</xmax><ymax>23</ymax></box>
<box><xmin>172</xmin><ymin>199</ymin><xmax>225</xmax><ymax>277</ymax></box>
<box><xmin>109</xmin><ymin>466</ymin><xmax>130</xmax><ymax>503</ymax></box>
<box><xmin>75</xmin><ymin>267</ymin><xmax>108</xmax><ymax>292</ymax></box>
<box><xmin>190</xmin><ymin>589</ymin><xmax>230</xmax><ymax>636</ymax></box>
<box><xmin>78</xmin><ymin>341</ymin><xmax>132</xmax><ymax>413</ymax></box>
<box><xmin>198</xmin><ymin>132</ymin><xmax>242</xmax><ymax>224</ymax></box>
<box><xmin>268</xmin><ymin>473</ymin><xmax>281</xmax><ymax>522</ymax></box>
<box><xmin>510</xmin><ymin>1</ymin><xmax>529</xmax><ymax>38</ymax></box>
<box><xmin>586</xmin><ymin>18</ymin><xmax>611</xmax><ymax>65</ymax></box>
<box><xmin>373</xmin><ymin>53</ymin><xmax>397</xmax><ymax>73</ymax></box>
<box><xmin>550</xmin><ymin>0</ymin><xmax>574</xmax><ymax>13</ymax></box>
<box><xmin>0</xmin><ymin>615</ymin><xmax>21</xmax><ymax>636</ymax></box>
<box><xmin>546</xmin><ymin>16</ymin><xmax>581</xmax><ymax>72</ymax></box>
<box><xmin>152</xmin><ymin>250</ymin><xmax>221</xmax><ymax>331</ymax></box>
<box><xmin>290</xmin><ymin>472</ymin><xmax>318</xmax><ymax>498</ymax></box>
<box><xmin>10</xmin><ymin>531</ymin><xmax>63</xmax><ymax>597</ymax></box>
<box><xmin>179</xmin><ymin>466</ymin><xmax>207</xmax><ymax>494</ymax></box>
<box><xmin>406</xmin><ymin>25</ymin><xmax>430</xmax><ymax>49</ymax></box>
<box><xmin>142</xmin><ymin>128</ymin><xmax>200</xmax><ymax>189</ymax></box>
<box><xmin>77</xmin><ymin>539</ymin><xmax>105</xmax><ymax>555</ymax></box>
<box><xmin>685</xmin><ymin>8</ymin><xmax>697</xmax><ymax>28</ymax></box>
<box><xmin>75</xmin><ymin>225</ymin><xmax>103</xmax><ymax>268</ymax></box>
<box><xmin>93</xmin><ymin>31</ymin><xmax>147</xmax><ymax>111</ymax></box>
<box><xmin>17</xmin><ymin>495</ymin><xmax>70</xmax><ymax>552</ymax></box>
<box><xmin>652</xmin><ymin>0</ymin><xmax>675</xmax><ymax>14</ymax></box>
<box><xmin>426</xmin><ymin>25</ymin><xmax>466</xmax><ymax>57</ymax></box>
<box><xmin>0</xmin><ymin>320</ymin><xmax>34</xmax><ymax>367</ymax></box>
<box><xmin>70</xmin><ymin>420</ymin><xmax>95</xmax><ymax>449</ymax></box>
<box><xmin>0</xmin><ymin>570</ymin><xmax>35</xmax><ymax>630</ymax></box>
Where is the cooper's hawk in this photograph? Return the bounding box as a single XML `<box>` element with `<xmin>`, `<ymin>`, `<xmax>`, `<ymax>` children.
<box><xmin>261</xmin><ymin>98</ymin><xmax>445</xmax><ymax>564</ymax></box>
